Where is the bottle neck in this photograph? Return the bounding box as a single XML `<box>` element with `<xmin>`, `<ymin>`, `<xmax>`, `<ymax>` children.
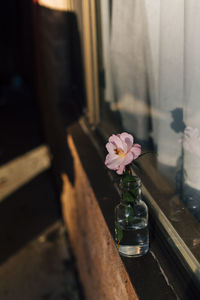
<box><xmin>120</xmin><ymin>176</ymin><xmax>141</xmax><ymax>204</ymax></box>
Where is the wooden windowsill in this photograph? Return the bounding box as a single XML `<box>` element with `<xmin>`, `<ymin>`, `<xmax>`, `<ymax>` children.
<box><xmin>61</xmin><ymin>121</ymin><xmax>181</xmax><ymax>300</ymax></box>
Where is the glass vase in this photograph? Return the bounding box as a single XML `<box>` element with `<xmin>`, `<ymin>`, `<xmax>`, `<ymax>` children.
<box><xmin>115</xmin><ymin>176</ymin><xmax>149</xmax><ymax>257</ymax></box>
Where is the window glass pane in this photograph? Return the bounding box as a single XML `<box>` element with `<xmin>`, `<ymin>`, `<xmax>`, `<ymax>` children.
<box><xmin>98</xmin><ymin>0</ymin><xmax>200</xmax><ymax>272</ymax></box>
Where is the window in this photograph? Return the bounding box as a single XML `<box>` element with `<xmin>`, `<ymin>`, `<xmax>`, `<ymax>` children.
<box><xmin>81</xmin><ymin>0</ymin><xmax>200</xmax><ymax>292</ymax></box>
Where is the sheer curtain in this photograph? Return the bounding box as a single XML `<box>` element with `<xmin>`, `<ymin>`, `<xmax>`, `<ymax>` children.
<box><xmin>100</xmin><ymin>0</ymin><xmax>200</xmax><ymax>219</ymax></box>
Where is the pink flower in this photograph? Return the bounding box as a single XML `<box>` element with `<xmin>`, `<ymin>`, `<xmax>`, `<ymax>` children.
<box><xmin>105</xmin><ymin>132</ymin><xmax>142</xmax><ymax>174</ymax></box>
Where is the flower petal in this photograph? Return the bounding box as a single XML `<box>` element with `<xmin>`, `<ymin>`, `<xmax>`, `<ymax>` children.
<box><xmin>105</xmin><ymin>153</ymin><xmax>118</xmax><ymax>164</ymax></box>
<box><xmin>120</xmin><ymin>132</ymin><xmax>134</xmax><ymax>152</ymax></box>
<box><xmin>106</xmin><ymin>142</ymin><xmax>115</xmax><ymax>154</ymax></box>
<box><xmin>116</xmin><ymin>163</ymin><xmax>126</xmax><ymax>174</ymax></box>
<box><xmin>119</xmin><ymin>132</ymin><xmax>134</xmax><ymax>152</ymax></box>
<box><xmin>119</xmin><ymin>132</ymin><xmax>134</xmax><ymax>144</ymax></box>
<box><xmin>105</xmin><ymin>154</ymin><xmax>123</xmax><ymax>170</ymax></box>
<box><xmin>131</xmin><ymin>144</ymin><xmax>142</xmax><ymax>159</ymax></box>
<box><xmin>123</xmin><ymin>152</ymin><xmax>134</xmax><ymax>165</ymax></box>
<box><xmin>109</xmin><ymin>134</ymin><xmax>124</xmax><ymax>150</ymax></box>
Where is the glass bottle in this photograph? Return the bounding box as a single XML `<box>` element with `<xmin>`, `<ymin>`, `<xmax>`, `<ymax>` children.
<box><xmin>115</xmin><ymin>176</ymin><xmax>149</xmax><ymax>257</ymax></box>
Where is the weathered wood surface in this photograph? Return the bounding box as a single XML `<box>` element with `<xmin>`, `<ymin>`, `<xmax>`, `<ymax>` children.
<box><xmin>0</xmin><ymin>145</ymin><xmax>51</xmax><ymax>202</ymax></box>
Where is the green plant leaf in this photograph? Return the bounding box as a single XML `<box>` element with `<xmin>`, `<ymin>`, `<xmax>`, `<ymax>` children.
<box><xmin>123</xmin><ymin>190</ymin><xmax>134</xmax><ymax>203</ymax></box>
<box><xmin>122</xmin><ymin>174</ymin><xmax>137</xmax><ymax>183</ymax></box>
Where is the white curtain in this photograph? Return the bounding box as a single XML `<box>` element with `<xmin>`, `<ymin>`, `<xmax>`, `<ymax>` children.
<box><xmin>100</xmin><ymin>0</ymin><xmax>200</xmax><ymax>217</ymax></box>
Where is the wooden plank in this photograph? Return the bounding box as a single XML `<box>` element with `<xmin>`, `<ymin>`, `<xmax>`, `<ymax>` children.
<box><xmin>0</xmin><ymin>145</ymin><xmax>51</xmax><ymax>202</ymax></box>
